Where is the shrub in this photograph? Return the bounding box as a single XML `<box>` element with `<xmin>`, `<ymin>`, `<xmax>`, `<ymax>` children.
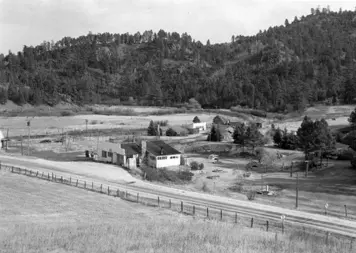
<box><xmin>202</xmin><ymin>181</ymin><xmax>210</xmax><ymax>192</ymax></box>
<box><xmin>154</xmin><ymin>120</ymin><xmax>169</xmax><ymax>126</ymax></box>
<box><xmin>246</xmin><ymin>190</ymin><xmax>256</xmax><ymax>200</ymax></box>
<box><xmin>190</xmin><ymin>161</ymin><xmax>199</xmax><ymax>170</ymax></box>
<box><xmin>351</xmin><ymin>156</ymin><xmax>356</xmax><ymax>169</ymax></box>
<box><xmin>90</xmin><ymin>120</ymin><xmax>98</xmax><ymax>125</ymax></box>
<box><xmin>166</xmin><ymin>128</ymin><xmax>177</xmax><ymax>136</ymax></box>
<box><xmin>60</xmin><ymin>110</ymin><xmax>74</xmax><ymax>116</ymax></box>
<box><xmin>198</xmin><ymin>163</ymin><xmax>204</xmax><ymax>170</ymax></box>
<box><xmin>141</xmin><ymin>167</ymin><xmax>193</xmax><ymax>183</ymax></box>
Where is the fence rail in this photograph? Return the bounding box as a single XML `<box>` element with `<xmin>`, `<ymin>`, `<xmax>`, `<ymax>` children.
<box><xmin>0</xmin><ymin>163</ymin><xmax>355</xmax><ymax>243</ymax></box>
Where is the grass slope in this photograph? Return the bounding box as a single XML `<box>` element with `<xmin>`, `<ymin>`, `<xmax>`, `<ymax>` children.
<box><xmin>0</xmin><ymin>172</ymin><xmax>353</xmax><ymax>253</ymax></box>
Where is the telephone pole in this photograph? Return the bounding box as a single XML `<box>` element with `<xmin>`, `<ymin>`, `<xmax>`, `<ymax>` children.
<box><xmin>27</xmin><ymin>121</ymin><xmax>31</xmax><ymax>156</ymax></box>
<box><xmin>296</xmin><ymin>172</ymin><xmax>299</xmax><ymax>209</ymax></box>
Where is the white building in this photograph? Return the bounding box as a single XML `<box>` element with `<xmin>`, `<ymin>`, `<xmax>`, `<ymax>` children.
<box><xmin>189</xmin><ymin>122</ymin><xmax>207</xmax><ymax>132</ymax></box>
<box><xmin>0</xmin><ymin>130</ymin><xmax>4</xmax><ymax>149</ymax></box>
<box><xmin>96</xmin><ymin>141</ymin><xmax>141</xmax><ymax>169</ymax></box>
<box><xmin>142</xmin><ymin>140</ymin><xmax>182</xmax><ymax>168</ymax></box>
<box><xmin>96</xmin><ymin>139</ymin><xmax>182</xmax><ymax>169</ymax></box>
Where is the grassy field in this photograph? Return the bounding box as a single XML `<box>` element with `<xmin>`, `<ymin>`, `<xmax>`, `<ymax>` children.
<box><xmin>0</xmin><ymin>172</ymin><xmax>353</xmax><ymax>253</ymax></box>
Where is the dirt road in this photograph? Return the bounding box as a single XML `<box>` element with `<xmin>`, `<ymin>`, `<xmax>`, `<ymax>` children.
<box><xmin>1</xmin><ymin>153</ymin><xmax>356</xmax><ymax>238</ymax></box>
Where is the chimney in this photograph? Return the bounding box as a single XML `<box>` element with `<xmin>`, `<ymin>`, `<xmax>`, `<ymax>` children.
<box><xmin>141</xmin><ymin>140</ymin><xmax>147</xmax><ymax>158</ymax></box>
<box><xmin>160</xmin><ymin>147</ymin><xmax>164</xmax><ymax>155</ymax></box>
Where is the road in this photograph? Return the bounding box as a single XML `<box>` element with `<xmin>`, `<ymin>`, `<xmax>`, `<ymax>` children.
<box><xmin>1</xmin><ymin>153</ymin><xmax>356</xmax><ymax>239</ymax></box>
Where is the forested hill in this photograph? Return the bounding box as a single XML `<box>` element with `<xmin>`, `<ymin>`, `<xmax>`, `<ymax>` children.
<box><xmin>1</xmin><ymin>7</ymin><xmax>356</xmax><ymax>112</ymax></box>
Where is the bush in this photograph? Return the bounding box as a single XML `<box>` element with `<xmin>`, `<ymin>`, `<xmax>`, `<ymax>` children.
<box><xmin>60</xmin><ymin>110</ymin><xmax>74</xmax><ymax>116</ymax></box>
<box><xmin>190</xmin><ymin>161</ymin><xmax>199</xmax><ymax>170</ymax></box>
<box><xmin>166</xmin><ymin>128</ymin><xmax>178</xmax><ymax>136</ymax></box>
<box><xmin>154</xmin><ymin>120</ymin><xmax>169</xmax><ymax>126</ymax></box>
<box><xmin>141</xmin><ymin>167</ymin><xmax>193</xmax><ymax>183</ymax></box>
<box><xmin>246</xmin><ymin>190</ymin><xmax>256</xmax><ymax>200</ymax></box>
<box><xmin>198</xmin><ymin>163</ymin><xmax>204</xmax><ymax>170</ymax></box>
<box><xmin>351</xmin><ymin>156</ymin><xmax>356</xmax><ymax>169</ymax></box>
<box><xmin>90</xmin><ymin>120</ymin><xmax>98</xmax><ymax>125</ymax></box>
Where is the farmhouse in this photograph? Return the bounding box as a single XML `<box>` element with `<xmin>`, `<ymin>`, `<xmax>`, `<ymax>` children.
<box><xmin>142</xmin><ymin>140</ymin><xmax>181</xmax><ymax>168</ymax></box>
<box><xmin>188</xmin><ymin>122</ymin><xmax>207</xmax><ymax>132</ymax></box>
<box><xmin>97</xmin><ymin>139</ymin><xmax>181</xmax><ymax>169</ymax></box>
<box><xmin>97</xmin><ymin>141</ymin><xmax>141</xmax><ymax>169</ymax></box>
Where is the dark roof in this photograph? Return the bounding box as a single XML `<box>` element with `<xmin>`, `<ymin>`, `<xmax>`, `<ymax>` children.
<box><xmin>229</xmin><ymin>121</ymin><xmax>243</xmax><ymax>127</ymax></box>
<box><xmin>146</xmin><ymin>140</ymin><xmax>181</xmax><ymax>156</ymax></box>
<box><xmin>121</xmin><ymin>143</ymin><xmax>141</xmax><ymax>156</ymax></box>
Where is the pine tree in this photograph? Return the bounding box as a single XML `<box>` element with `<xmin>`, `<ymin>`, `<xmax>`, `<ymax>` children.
<box><xmin>147</xmin><ymin>120</ymin><xmax>157</xmax><ymax>136</ymax></box>
<box><xmin>193</xmin><ymin>116</ymin><xmax>201</xmax><ymax>123</ymax></box>
<box><xmin>207</xmin><ymin>125</ymin><xmax>220</xmax><ymax>142</ymax></box>
<box><xmin>273</xmin><ymin>127</ymin><xmax>282</xmax><ymax>147</ymax></box>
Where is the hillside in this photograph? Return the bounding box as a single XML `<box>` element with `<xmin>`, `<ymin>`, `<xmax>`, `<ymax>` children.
<box><xmin>1</xmin><ymin>7</ymin><xmax>356</xmax><ymax>112</ymax></box>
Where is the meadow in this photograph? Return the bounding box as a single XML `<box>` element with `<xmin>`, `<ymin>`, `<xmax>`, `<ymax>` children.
<box><xmin>0</xmin><ymin>172</ymin><xmax>354</xmax><ymax>253</ymax></box>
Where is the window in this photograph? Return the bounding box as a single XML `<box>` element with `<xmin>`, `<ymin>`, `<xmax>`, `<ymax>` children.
<box><xmin>150</xmin><ymin>155</ymin><xmax>156</xmax><ymax>160</ymax></box>
<box><xmin>102</xmin><ymin>151</ymin><xmax>107</xmax><ymax>158</ymax></box>
<box><xmin>158</xmin><ymin>156</ymin><xmax>167</xmax><ymax>160</ymax></box>
<box><xmin>170</xmin><ymin>156</ymin><xmax>178</xmax><ymax>159</ymax></box>
<box><xmin>108</xmin><ymin>152</ymin><xmax>113</xmax><ymax>158</ymax></box>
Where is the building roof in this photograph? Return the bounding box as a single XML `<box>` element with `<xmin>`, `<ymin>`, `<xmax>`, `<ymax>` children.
<box><xmin>228</xmin><ymin>121</ymin><xmax>243</xmax><ymax>128</ymax></box>
<box><xmin>146</xmin><ymin>140</ymin><xmax>181</xmax><ymax>156</ymax></box>
<box><xmin>213</xmin><ymin>115</ymin><xmax>229</xmax><ymax>125</ymax></box>
<box><xmin>121</xmin><ymin>143</ymin><xmax>141</xmax><ymax>156</ymax></box>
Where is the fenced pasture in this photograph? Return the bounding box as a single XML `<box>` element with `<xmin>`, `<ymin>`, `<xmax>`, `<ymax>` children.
<box><xmin>0</xmin><ymin>163</ymin><xmax>355</xmax><ymax>246</ymax></box>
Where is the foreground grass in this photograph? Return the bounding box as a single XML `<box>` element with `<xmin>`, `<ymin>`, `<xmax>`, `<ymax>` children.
<box><xmin>0</xmin><ymin>172</ymin><xmax>353</xmax><ymax>253</ymax></box>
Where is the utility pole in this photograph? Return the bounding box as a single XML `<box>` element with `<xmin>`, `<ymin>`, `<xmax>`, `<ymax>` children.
<box><xmin>296</xmin><ymin>172</ymin><xmax>299</xmax><ymax>209</ymax></box>
<box><xmin>85</xmin><ymin>119</ymin><xmax>88</xmax><ymax>137</ymax></box>
<box><xmin>27</xmin><ymin>121</ymin><xmax>31</xmax><ymax>156</ymax></box>
<box><xmin>20</xmin><ymin>135</ymin><xmax>23</xmax><ymax>155</ymax></box>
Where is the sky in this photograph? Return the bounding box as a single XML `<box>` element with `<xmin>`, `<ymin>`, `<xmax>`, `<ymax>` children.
<box><xmin>0</xmin><ymin>0</ymin><xmax>355</xmax><ymax>54</ymax></box>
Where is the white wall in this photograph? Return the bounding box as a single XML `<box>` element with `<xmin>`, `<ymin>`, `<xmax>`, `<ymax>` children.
<box><xmin>97</xmin><ymin>142</ymin><xmax>125</xmax><ymax>163</ymax></box>
<box><xmin>156</xmin><ymin>154</ymin><xmax>181</xmax><ymax>168</ymax></box>
<box><xmin>191</xmin><ymin>122</ymin><xmax>207</xmax><ymax>131</ymax></box>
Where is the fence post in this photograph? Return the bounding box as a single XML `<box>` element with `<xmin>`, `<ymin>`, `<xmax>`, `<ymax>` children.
<box><xmin>137</xmin><ymin>193</ymin><xmax>139</xmax><ymax>203</ymax></box>
<box><xmin>48</xmin><ymin>173</ymin><xmax>50</xmax><ymax>179</ymax></box>
<box><xmin>42</xmin><ymin>172</ymin><xmax>44</xmax><ymax>178</ymax></box>
<box><xmin>266</xmin><ymin>220</ymin><xmax>269</xmax><ymax>231</ymax></box>
<box><xmin>84</xmin><ymin>181</ymin><xmax>86</xmax><ymax>189</ymax></box>
<box><xmin>76</xmin><ymin>179</ymin><xmax>78</xmax><ymax>187</ymax></box>
<box><xmin>193</xmin><ymin>206</ymin><xmax>195</xmax><ymax>216</ymax></box>
<box><xmin>158</xmin><ymin>196</ymin><xmax>160</xmax><ymax>207</ymax></box>
<box><xmin>345</xmin><ymin>205</ymin><xmax>348</xmax><ymax>217</ymax></box>
<box><xmin>100</xmin><ymin>184</ymin><xmax>103</xmax><ymax>193</ymax></box>
<box><xmin>282</xmin><ymin>221</ymin><xmax>285</xmax><ymax>234</ymax></box>
<box><xmin>36</xmin><ymin>171</ymin><xmax>38</xmax><ymax>177</ymax></box>
<box><xmin>251</xmin><ymin>218</ymin><xmax>254</xmax><ymax>228</ymax></box>
<box><xmin>169</xmin><ymin>199</ymin><xmax>171</xmax><ymax>208</ymax></box>
<box><xmin>92</xmin><ymin>182</ymin><xmax>93</xmax><ymax>190</ymax></box>
<box><xmin>220</xmin><ymin>209</ymin><xmax>223</xmax><ymax>221</ymax></box>
<box><xmin>181</xmin><ymin>201</ymin><xmax>183</xmax><ymax>213</ymax></box>
<box><xmin>61</xmin><ymin>176</ymin><xmax>63</xmax><ymax>183</ymax></box>
<box><xmin>108</xmin><ymin>186</ymin><xmax>110</xmax><ymax>195</ymax></box>
<box><xmin>117</xmin><ymin>189</ymin><xmax>119</xmax><ymax>197</ymax></box>
<box><xmin>235</xmin><ymin>213</ymin><xmax>237</xmax><ymax>224</ymax></box>
<box><xmin>325</xmin><ymin>232</ymin><xmax>329</xmax><ymax>245</ymax></box>
<box><xmin>207</xmin><ymin>207</ymin><xmax>209</xmax><ymax>218</ymax></box>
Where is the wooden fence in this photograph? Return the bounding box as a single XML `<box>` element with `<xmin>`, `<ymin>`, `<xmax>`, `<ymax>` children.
<box><xmin>0</xmin><ymin>163</ymin><xmax>355</xmax><ymax>244</ymax></box>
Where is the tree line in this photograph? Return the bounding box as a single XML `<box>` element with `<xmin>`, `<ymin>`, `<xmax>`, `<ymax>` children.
<box><xmin>1</xmin><ymin>7</ymin><xmax>356</xmax><ymax>112</ymax></box>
